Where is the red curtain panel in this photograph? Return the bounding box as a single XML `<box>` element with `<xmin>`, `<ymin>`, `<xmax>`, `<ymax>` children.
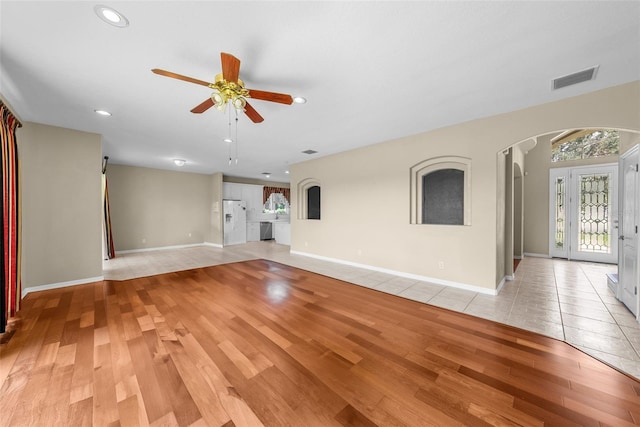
<box><xmin>0</xmin><ymin>102</ymin><xmax>21</xmax><ymax>333</ymax></box>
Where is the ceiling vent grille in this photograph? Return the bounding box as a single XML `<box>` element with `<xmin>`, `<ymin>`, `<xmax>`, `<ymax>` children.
<box><xmin>553</xmin><ymin>66</ymin><xmax>599</xmax><ymax>90</ymax></box>
<box><xmin>302</xmin><ymin>149</ymin><xmax>318</xmax><ymax>155</ymax></box>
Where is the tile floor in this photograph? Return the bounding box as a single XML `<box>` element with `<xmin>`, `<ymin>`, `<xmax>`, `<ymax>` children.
<box><xmin>103</xmin><ymin>241</ymin><xmax>640</xmax><ymax>379</ymax></box>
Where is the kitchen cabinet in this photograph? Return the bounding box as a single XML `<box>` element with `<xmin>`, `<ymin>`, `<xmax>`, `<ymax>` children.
<box><xmin>223</xmin><ymin>183</ymin><xmax>264</xmax><ymax>220</ymax></box>
<box><xmin>243</xmin><ymin>185</ymin><xmax>263</xmax><ymax>220</ymax></box>
<box><xmin>223</xmin><ymin>182</ymin><xmax>243</xmax><ymax>200</ymax></box>
<box><xmin>274</xmin><ymin>222</ymin><xmax>291</xmax><ymax>245</ymax></box>
<box><xmin>246</xmin><ymin>222</ymin><xmax>260</xmax><ymax>242</ymax></box>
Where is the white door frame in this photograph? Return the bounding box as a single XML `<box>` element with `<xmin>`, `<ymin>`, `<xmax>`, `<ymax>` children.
<box><xmin>618</xmin><ymin>145</ymin><xmax>639</xmax><ymax>318</ymax></box>
<box><xmin>549</xmin><ymin>163</ymin><xmax>618</xmax><ymax>263</ymax></box>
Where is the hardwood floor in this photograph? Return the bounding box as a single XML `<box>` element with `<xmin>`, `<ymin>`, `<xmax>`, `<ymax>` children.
<box><xmin>2</xmin><ymin>259</ymin><xmax>640</xmax><ymax>426</ymax></box>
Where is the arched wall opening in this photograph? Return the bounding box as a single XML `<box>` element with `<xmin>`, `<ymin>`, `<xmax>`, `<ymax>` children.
<box><xmin>497</xmin><ymin>127</ymin><xmax>640</xmax><ymax>285</ymax></box>
<box><xmin>515</xmin><ymin>128</ymin><xmax>639</xmax><ymax>259</ymax></box>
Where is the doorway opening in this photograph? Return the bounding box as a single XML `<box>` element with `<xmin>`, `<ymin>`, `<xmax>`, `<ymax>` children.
<box><xmin>549</xmin><ymin>164</ymin><xmax>618</xmax><ymax>264</ymax></box>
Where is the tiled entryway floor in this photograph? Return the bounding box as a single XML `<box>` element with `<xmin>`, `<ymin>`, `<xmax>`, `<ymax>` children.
<box><xmin>103</xmin><ymin>241</ymin><xmax>640</xmax><ymax>379</ymax></box>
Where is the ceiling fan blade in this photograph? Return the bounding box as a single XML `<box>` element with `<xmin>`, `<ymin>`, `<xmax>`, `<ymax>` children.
<box><xmin>247</xmin><ymin>89</ymin><xmax>293</xmax><ymax>105</ymax></box>
<box><xmin>221</xmin><ymin>52</ymin><xmax>240</xmax><ymax>83</ymax></box>
<box><xmin>244</xmin><ymin>102</ymin><xmax>264</xmax><ymax>123</ymax></box>
<box><xmin>152</xmin><ymin>69</ymin><xmax>212</xmax><ymax>87</ymax></box>
<box><xmin>191</xmin><ymin>98</ymin><xmax>215</xmax><ymax>114</ymax></box>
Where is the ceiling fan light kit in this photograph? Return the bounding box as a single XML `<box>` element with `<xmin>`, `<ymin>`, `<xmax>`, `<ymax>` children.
<box><xmin>210</xmin><ymin>73</ymin><xmax>250</xmax><ymax>113</ymax></box>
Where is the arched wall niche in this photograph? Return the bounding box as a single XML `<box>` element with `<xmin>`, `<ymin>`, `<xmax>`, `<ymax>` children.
<box><xmin>410</xmin><ymin>156</ymin><xmax>471</xmax><ymax>225</ymax></box>
<box><xmin>297</xmin><ymin>177</ymin><xmax>321</xmax><ymax>220</ymax></box>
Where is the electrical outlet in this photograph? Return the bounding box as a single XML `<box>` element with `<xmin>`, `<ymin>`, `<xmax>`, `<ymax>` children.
<box><xmin>188</xmin><ymin>232</ymin><xmax>192</xmax><ymax>237</ymax></box>
<box><xmin>142</xmin><ymin>238</ymin><xmax>146</xmax><ymax>244</ymax></box>
<box><xmin>357</xmin><ymin>249</ymin><xmax>362</xmax><ymax>256</ymax></box>
<box><xmin>438</xmin><ymin>261</ymin><xmax>445</xmax><ymax>270</ymax></box>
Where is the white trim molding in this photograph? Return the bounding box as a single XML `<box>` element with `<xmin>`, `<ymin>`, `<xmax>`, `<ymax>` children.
<box><xmin>203</xmin><ymin>242</ymin><xmax>224</xmax><ymax>249</ymax></box>
<box><xmin>523</xmin><ymin>252</ymin><xmax>552</xmax><ymax>258</ymax></box>
<box><xmin>116</xmin><ymin>242</ymin><xmax>209</xmax><ymax>255</ymax></box>
<box><xmin>291</xmin><ymin>250</ymin><xmax>499</xmax><ymax>295</ymax></box>
<box><xmin>22</xmin><ymin>276</ymin><xmax>104</xmax><ymax>298</ymax></box>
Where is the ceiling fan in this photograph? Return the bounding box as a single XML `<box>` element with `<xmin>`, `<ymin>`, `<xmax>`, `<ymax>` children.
<box><xmin>152</xmin><ymin>52</ymin><xmax>293</xmax><ymax>123</ymax></box>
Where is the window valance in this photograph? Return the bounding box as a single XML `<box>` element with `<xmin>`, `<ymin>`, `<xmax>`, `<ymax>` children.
<box><xmin>263</xmin><ymin>186</ymin><xmax>290</xmax><ymax>204</ymax></box>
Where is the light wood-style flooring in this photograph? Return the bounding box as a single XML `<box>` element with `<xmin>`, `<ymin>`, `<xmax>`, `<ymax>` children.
<box><xmin>103</xmin><ymin>243</ymin><xmax>640</xmax><ymax>379</ymax></box>
<box><xmin>2</xmin><ymin>259</ymin><xmax>639</xmax><ymax>426</ymax></box>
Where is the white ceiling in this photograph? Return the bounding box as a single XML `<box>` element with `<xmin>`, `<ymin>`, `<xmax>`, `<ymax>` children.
<box><xmin>1</xmin><ymin>1</ymin><xmax>638</xmax><ymax>183</ymax></box>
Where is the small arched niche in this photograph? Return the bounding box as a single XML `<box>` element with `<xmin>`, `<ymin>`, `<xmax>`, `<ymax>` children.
<box><xmin>297</xmin><ymin>178</ymin><xmax>322</xmax><ymax>220</ymax></box>
<box><xmin>410</xmin><ymin>156</ymin><xmax>471</xmax><ymax>225</ymax></box>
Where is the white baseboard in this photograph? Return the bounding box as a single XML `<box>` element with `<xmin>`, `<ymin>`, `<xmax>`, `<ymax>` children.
<box><xmin>117</xmin><ymin>242</ymin><xmax>216</xmax><ymax>255</ymax></box>
<box><xmin>523</xmin><ymin>252</ymin><xmax>551</xmax><ymax>258</ymax></box>
<box><xmin>290</xmin><ymin>250</ymin><xmax>499</xmax><ymax>296</ymax></box>
<box><xmin>22</xmin><ymin>276</ymin><xmax>104</xmax><ymax>298</ymax></box>
<box><xmin>203</xmin><ymin>242</ymin><xmax>224</xmax><ymax>248</ymax></box>
<box><xmin>496</xmin><ymin>276</ymin><xmax>507</xmax><ymax>293</ymax></box>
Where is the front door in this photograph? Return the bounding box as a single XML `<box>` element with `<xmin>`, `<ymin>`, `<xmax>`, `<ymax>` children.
<box><xmin>619</xmin><ymin>146</ymin><xmax>639</xmax><ymax>316</ymax></box>
<box><xmin>549</xmin><ymin>164</ymin><xmax>618</xmax><ymax>263</ymax></box>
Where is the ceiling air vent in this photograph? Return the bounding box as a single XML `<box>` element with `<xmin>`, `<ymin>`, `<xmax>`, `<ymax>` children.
<box><xmin>552</xmin><ymin>66</ymin><xmax>599</xmax><ymax>90</ymax></box>
<box><xmin>302</xmin><ymin>149</ymin><xmax>318</xmax><ymax>155</ymax></box>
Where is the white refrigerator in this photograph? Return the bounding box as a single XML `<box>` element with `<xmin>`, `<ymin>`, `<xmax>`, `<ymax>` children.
<box><xmin>223</xmin><ymin>200</ymin><xmax>247</xmax><ymax>246</ymax></box>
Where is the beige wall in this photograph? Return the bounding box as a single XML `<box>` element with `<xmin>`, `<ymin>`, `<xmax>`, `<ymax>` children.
<box><xmin>291</xmin><ymin>81</ymin><xmax>640</xmax><ymax>291</ymax></box>
<box><xmin>18</xmin><ymin>122</ymin><xmax>103</xmax><ymax>289</ymax></box>
<box><xmin>107</xmin><ymin>165</ymin><xmax>213</xmax><ymax>251</ymax></box>
<box><xmin>523</xmin><ymin>130</ymin><xmax>640</xmax><ymax>256</ymax></box>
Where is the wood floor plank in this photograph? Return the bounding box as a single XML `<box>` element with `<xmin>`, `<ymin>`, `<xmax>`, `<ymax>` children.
<box><xmin>126</xmin><ymin>334</ymin><xmax>172</xmax><ymax>423</ymax></box>
<box><xmin>2</xmin><ymin>259</ymin><xmax>640</xmax><ymax>426</ymax></box>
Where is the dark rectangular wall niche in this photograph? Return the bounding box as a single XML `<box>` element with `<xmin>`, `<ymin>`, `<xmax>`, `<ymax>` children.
<box><xmin>307</xmin><ymin>185</ymin><xmax>321</xmax><ymax>220</ymax></box>
<box><xmin>422</xmin><ymin>169</ymin><xmax>464</xmax><ymax>225</ymax></box>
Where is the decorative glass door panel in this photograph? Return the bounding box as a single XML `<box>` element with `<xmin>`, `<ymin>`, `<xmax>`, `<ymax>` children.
<box><xmin>549</xmin><ymin>170</ymin><xmax>568</xmax><ymax>258</ymax></box>
<box><xmin>571</xmin><ymin>167</ymin><xmax>617</xmax><ymax>263</ymax></box>
<box><xmin>550</xmin><ymin>165</ymin><xmax>618</xmax><ymax>263</ymax></box>
<box><xmin>577</xmin><ymin>173</ymin><xmax>610</xmax><ymax>253</ymax></box>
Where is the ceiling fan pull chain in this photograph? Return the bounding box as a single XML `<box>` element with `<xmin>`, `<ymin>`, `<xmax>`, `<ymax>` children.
<box><xmin>235</xmin><ymin>113</ymin><xmax>239</xmax><ymax>164</ymax></box>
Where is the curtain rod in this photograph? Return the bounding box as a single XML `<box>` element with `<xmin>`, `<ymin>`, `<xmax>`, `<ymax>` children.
<box><xmin>0</xmin><ymin>93</ymin><xmax>23</xmax><ymax>128</ymax></box>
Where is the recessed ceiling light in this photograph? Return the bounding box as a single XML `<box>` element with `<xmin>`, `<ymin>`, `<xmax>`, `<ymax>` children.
<box><xmin>94</xmin><ymin>5</ymin><xmax>129</xmax><ymax>28</ymax></box>
<box><xmin>302</xmin><ymin>149</ymin><xmax>317</xmax><ymax>155</ymax></box>
<box><xmin>173</xmin><ymin>159</ymin><xmax>186</xmax><ymax>167</ymax></box>
<box><xmin>293</xmin><ymin>96</ymin><xmax>307</xmax><ymax>104</ymax></box>
<box><xmin>223</xmin><ymin>138</ymin><xmax>233</xmax><ymax>143</ymax></box>
<box><xmin>94</xmin><ymin>109</ymin><xmax>112</xmax><ymax>116</ymax></box>
<box><xmin>285</xmin><ymin>170</ymin><xmax>290</xmax><ymax>174</ymax></box>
